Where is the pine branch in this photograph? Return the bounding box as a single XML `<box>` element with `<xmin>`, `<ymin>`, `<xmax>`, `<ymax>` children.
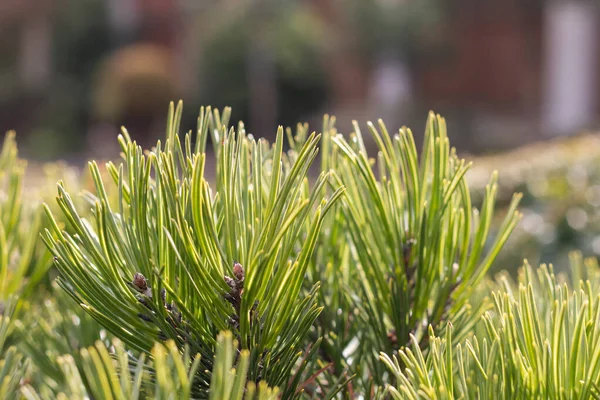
<box><xmin>382</xmin><ymin>252</ymin><xmax>600</xmax><ymax>399</ymax></box>
<box><xmin>324</xmin><ymin>113</ymin><xmax>521</xmax><ymax>381</ymax></box>
<box><xmin>43</xmin><ymin>102</ymin><xmax>343</xmax><ymax>395</ymax></box>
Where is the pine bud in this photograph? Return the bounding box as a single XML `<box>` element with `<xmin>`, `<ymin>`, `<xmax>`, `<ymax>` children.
<box><xmin>224</xmin><ymin>275</ymin><xmax>236</xmax><ymax>290</ymax></box>
<box><xmin>132</xmin><ymin>272</ymin><xmax>148</xmax><ymax>291</ymax></box>
<box><xmin>233</xmin><ymin>262</ymin><xmax>245</xmax><ymax>282</ymax></box>
<box><xmin>387</xmin><ymin>329</ymin><xmax>398</xmax><ymax>347</ymax></box>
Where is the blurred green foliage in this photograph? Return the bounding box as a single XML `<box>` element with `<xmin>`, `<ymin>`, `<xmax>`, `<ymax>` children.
<box><xmin>469</xmin><ymin>134</ymin><xmax>600</xmax><ymax>275</ymax></box>
<box><xmin>198</xmin><ymin>2</ymin><xmax>328</xmax><ymax>128</ymax></box>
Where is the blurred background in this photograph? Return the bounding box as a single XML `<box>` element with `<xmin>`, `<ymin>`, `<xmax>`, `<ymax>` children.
<box><xmin>2</xmin><ymin>0</ymin><xmax>600</xmax><ymax>270</ymax></box>
<box><xmin>2</xmin><ymin>0</ymin><xmax>600</xmax><ymax>161</ymax></box>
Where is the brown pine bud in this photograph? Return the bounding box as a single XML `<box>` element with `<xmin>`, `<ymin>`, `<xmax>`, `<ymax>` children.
<box><xmin>132</xmin><ymin>272</ymin><xmax>148</xmax><ymax>291</ymax></box>
<box><xmin>233</xmin><ymin>262</ymin><xmax>245</xmax><ymax>282</ymax></box>
<box><xmin>387</xmin><ymin>329</ymin><xmax>398</xmax><ymax>348</ymax></box>
<box><xmin>224</xmin><ymin>275</ymin><xmax>236</xmax><ymax>290</ymax></box>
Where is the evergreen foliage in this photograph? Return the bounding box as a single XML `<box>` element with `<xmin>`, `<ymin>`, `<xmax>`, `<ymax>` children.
<box><xmin>382</xmin><ymin>254</ymin><xmax>600</xmax><ymax>399</ymax></box>
<box><xmin>0</xmin><ymin>102</ymin><xmax>598</xmax><ymax>399</ymax></box>
<box><xmin>327</xmin><ymin>113</ymin><xmax>521</xmax><ymax>379</ymax></box>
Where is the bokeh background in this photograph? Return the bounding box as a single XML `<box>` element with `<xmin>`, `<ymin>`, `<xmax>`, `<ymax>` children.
<box><xmin>2</xmin><ymin>0</ymin><xmax>600</xmax><ymax>160</ymax></box>
<box><xmin>2</xmin><ymin>0</ymin><xmax>600</xmax><ymax>271</ymax></box>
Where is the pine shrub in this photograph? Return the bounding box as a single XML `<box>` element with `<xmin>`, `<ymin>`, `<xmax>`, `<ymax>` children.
<box><xmin>0</xmin><ymin>102</ymin><xmax>598</xmax><ymax>399</ymax></box>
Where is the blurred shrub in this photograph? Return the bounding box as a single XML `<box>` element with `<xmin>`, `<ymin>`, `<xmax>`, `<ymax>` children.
<box><xmin>92</xmin><ymin>44</ymin><xmax>178</xmax><ymax>122</ymax></box>
<box><xmin>0</xmin><ymin>0</ymin><xmax>112</xmax><ymax>160</ymax></box>
<box><xmin>343</xmin><ymin>0</ymin><xmax>445</xmax><ymax>59</ymax></box>
<box><xmin>35</xmin><ymin>0</ymin><xmax>112</xmax><ymax>158</ymax></box>
<box><xmin>53</xmin><ymin>0</ymin><xmax>111</xmax><ymax>80</ymax></box>
<box><xmin>468</xmin><ymin>133</ymin><xmax>600</xmax><ymax>274</ymax></box>
<box><xmin>198</xmin><ymin>2</ymin><xmax>328</xmax><ymax>127</ymax></box>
